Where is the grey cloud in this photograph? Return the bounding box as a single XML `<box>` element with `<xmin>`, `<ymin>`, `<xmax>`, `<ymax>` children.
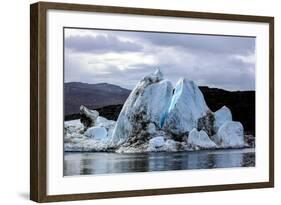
<box><xmin>65</xmin><ymin>34</ymin><xmax>143</xmax><ymax>53</ymax></box>
<box><xmin>64</xmin><ymin>28</ymin><xmax>255</xmax><ymax>91</ymax></box>
<box><xmin>64</xmin><ymin>53</ymin><xmax>155</xmax><ymax>89</ymax></box>
<box><xmin>129</xmin><ymin>32</ymin><xmax>255</xmax><ymax>55</ymax></box>
<box><xmin>65</xmin><ymin>29</ymin><xmax>255</xmax><ymax>55</ymax></box>
<box><xmin>65</xmin><ymin>52</ymin><xmax>254</xmax><ymax>91</ymax></box>
<box><xmin>96</xmin><ymin>30</ymin><xmax>252</xmax><ymax>55</ymax></box>
<box><xmin>88</xmin><ymin>64</ymin><xmax>156</xmax><ymax>89</ymax></box>
<box><xmin>150</xmin><ymin>51</ymin><xmax>255</xmax><ymax>91</ymax></box>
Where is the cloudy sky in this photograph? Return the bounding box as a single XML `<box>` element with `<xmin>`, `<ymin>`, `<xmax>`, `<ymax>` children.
<box><xmin>64</xmin><ymin>28</ymin><xmax>255</xmax><ymax>91</ymax></box>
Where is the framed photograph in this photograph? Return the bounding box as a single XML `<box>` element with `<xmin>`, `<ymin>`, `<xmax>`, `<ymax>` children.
<box><xmin>30</xmin><ymin>1</ymin><xmax>274</xmax><ymax>202</ymax></box>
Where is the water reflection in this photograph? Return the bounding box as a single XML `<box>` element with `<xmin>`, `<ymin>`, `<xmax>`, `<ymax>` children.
<box><xmin>64</xmin><ymin>148</ymin><xmax>255</xmax><ymax>176</ymax></box>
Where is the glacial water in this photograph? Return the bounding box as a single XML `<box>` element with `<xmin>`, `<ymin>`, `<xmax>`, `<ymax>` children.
<box><xmin>63</xmin><ymin>148</ymin><xmax>255</xmax><ymax>176</ymax></box>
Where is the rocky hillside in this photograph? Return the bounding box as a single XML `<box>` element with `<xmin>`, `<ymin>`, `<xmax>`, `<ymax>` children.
<box><xmin>64</xmin><ymin>82</ymin><xmax>131</xmax><ymax>115</ymax></box>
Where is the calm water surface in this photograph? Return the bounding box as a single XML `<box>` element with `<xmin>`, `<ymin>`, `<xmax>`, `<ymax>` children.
<box><xmin>64</xmin><ymin>148</ymin><xmax>255</xmax><ymax>176</ymax></box>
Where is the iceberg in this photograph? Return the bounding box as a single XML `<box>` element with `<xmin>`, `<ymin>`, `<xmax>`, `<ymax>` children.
<box><xmin>95</xmin><ymin>116</ymin><xmax>116</xmax><ymax>138</ymax></box>
<box><xmin>187</xmin><ymin>128</ymin><xmax>217</xmax><ymax>149</ymax></box>
<box><xmin>64</xmin><ymin>137</ymin><xmax>109</xmax><ymax>152</ymax></box>
<box><xmin>214</xmin><ymin>106</ymin><xmax>232</xmax><ymax>132</ymax></box>
<box><xmin>80</xmin><ymin>105</ymin><xmax>99</xmax><ymax>129</ymax></box>
<box><xmin>214</xmin><ymin>121</ymin><xmax>245</xmax><ymax>148</ymax></box>
<box><xmin>64</xmin><ymin>119</ymin><xmax>83</xmax><ymax>135</ymax></box>
<box><xmin>163</xmin><ymin>78</ymin><xmax>210</xmax><ymax>136</ymax></box>
<box><xmin>164</xmin><ymin>139</ymin><xmax>181</xmax><ymax>152</ymax></box>
<box><xmin>110</xmin><ymin>69</ymin><xmax>173</xmax><ymax>146</ymax></box>
<box><xmin>64</xmin><ymin>69</ymin><xmax>249</xmax><ymax>153</ymax></box>
<box><xmin>64</xmin><ymin>119</ymin><xmax>109</xmax><ymax>152</ymax></box>
<box><xmin>84</xmin><ymin>127</ymin><xmax>108</xmax><ymax>140</ymax></box>
<box><xmin>148</xmin><ymin>136</ymin><xmax>165</xmax><ymax>149</ymax></box>
<box><xmin>147</xmin><ymin>137</ymin><xmax>181</xmax><ymax>152</ymax></box>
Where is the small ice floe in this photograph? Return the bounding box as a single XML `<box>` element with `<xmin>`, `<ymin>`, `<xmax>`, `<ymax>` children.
<box><xmin>84</xmin><ymin>127</ymin><xmax>108</xmax><ymax>140</ymax></box>
<box><xmin>147</xmin><ymin>136</ymin><xmax>181</xmax><ymax>152</ymax></box>
<box><xmin>187</xmin><ymin>128</ymin><xmax>217</xmax><ymax>149</ymax></box>
<box><xmin>214</xmin><ymin>121</ymin><xmax>245</xmax><ymax>148</ymax></box>
<box><xmin>148</xmin><ymin>136</ymin><xmax>165</xmax><ymax>150</ymax></box>
<box><xmin>64</xmin><ymin>116</ymin><xmax>114</xmax><ymax>152</ymax></box>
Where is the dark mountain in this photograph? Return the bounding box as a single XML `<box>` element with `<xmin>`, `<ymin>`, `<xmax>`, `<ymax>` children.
<box><xmin>64</xmin><ymin>82</ymin><xmax>131</xmax><ymax>115</ymax></box>
<box><xmin>64</xmin><ymin>82</ymin><xmax>255</xmax><ymax>133</ymax></box>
